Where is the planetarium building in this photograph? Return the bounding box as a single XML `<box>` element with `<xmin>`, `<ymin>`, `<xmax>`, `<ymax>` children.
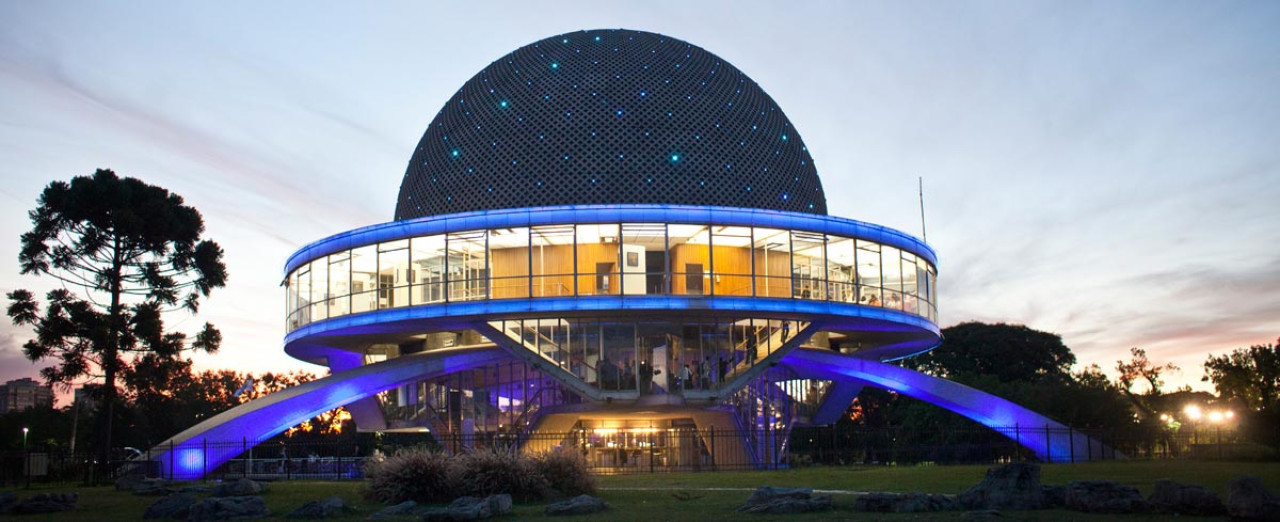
<box><xmin>154</xmin><ymin>29</ymin><xmax>1101</xmax><ymax>478</ymax></box>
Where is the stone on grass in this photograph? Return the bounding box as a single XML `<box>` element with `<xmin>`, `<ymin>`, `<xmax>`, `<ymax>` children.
<box><xmin>422</xmin><ymin>494</ymin><xmax>513</xmax><ymax>521</ymax></box>
<box><xmin>368</xmin><ymin>500</ymin><xmax>418</xmax><ymax>519</ymax></box>
<box><xmin>960</xmin><ymin>510</ymin><xmax>1004</xmax><ymax>521</ymax></box>
<box><xmin>10</xmin><ymin>492</ymin><xmax>78</xmax><ymax>514</ymax></box>
<box><xmin>1227</xmin><ymin>475</ymin><xmax>1280</xmax><ymax>521</ymax></box>
<box><xmin>958</xmin><ymin>462</ymin><xmax>1043</xmax><ymax>510</ymax></box>
<box><xmin>853</xmin><ymin>492</ymin><xmax>957</xmax><ymax>513</ymax></box>
<box><xmin>1063</xmin><ymin>480</ymin><xmax>1147</xmax><ymax>514</ymax></box>
<box><xmin>143</xmin><ymin>492</ymin><xmax>197</xmax><ymax>519</ymax></box>
<box><xmin>1039</xmin><ymin>484</ymin><xmax>1065</xmax><ymax>508</ymax></box>
<box><xmin>212</xmin><ymin>478</ymin><xmax>269</xmax><ymax>497</ymax></box>
<box><xmin>286</xmin><ymin>496</ymin><xmax>353</xmax><ymax>519</ymax></box>
<box><xmin>737</xmin><ymin>487</ymin><xmax>831</xmax><ymax>514</ymax></box>
<box><xmin>1146</xmin><ymin>478</ymin><xmax>1225</xmax><ymax>516</ymax></box>
<box><xmin>545</xmin><ymin>494</ymin><xmax>610</xmax><ymax>516</ymax></box>
<box><xmin>0</xmin><ymin>490</ymin><xmax>17</xmax><ymax>512</ymax></box>
<box><xmin>187</xmin><ymin>495</ymin><xmax>270</xmax><ymax>521</ymax></box>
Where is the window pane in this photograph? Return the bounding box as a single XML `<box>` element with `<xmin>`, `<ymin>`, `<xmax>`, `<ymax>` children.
<box><xmin>351</xmin><ymin>245</ymin><xmax>377</xmax><ymax>313</ymax></box>
<box><xmin>411</xmin><ymin>235</ymin><xmax>446</xmax><ymax>304</ymax></box>
<box><xmin>668</xmin><ymin>224</ymin><xmax>709</xmax><ymax>296</ymax></box>
<box><xmin>309</xmin><ymin>258</ymin><xmax>327</xmax><ymax>321</ymax></box>
<box><xmin>447</xmin><ymin>230</ymin><xmax>488</xmax><ymax>301</ymax></box>
<box><xmin>753</xmin><ymin>228</ymin><xmax>790</xmax><ymax>298</ymax></box>
<box><xmin>882</xmin><ymin>246</ymin><xmax>903</xmax><ymax>311</ymax></box>
<box><xmin>711</xmin><ymin>226</ymin><xmax>752</xmax><ymax>296</ymax></box>
<box><xmin>531</xmin><ymin>225</ymin><xmax>574</xmax><ymax>297</ymax></box>
<box><xmin>901</xmin><ymin>251</ymin><xmax>919</xmax><ymax>315</ymax></box>
<box><xmin>826</xmin><ymin>236</ymin><xmax>855</xmax><ymax>303</ymax></box>
<box><xmin>576</xmin><ymin>224</ymin><xmax>618</xmax><ymax>296</ymax></box>
<box><xmin>621</xmin><ymin>223</ymin><xmax>666</xmax><ymax>295</ymax></box>
<box><xmin>791</xmin><ymin>231</ymin><xmax>825</xmax><ymax>300</ymax></box>
<box><xmin>294</xmin><ymin>268</ymin><xmax>310</xmax><ymax>328</ymax></box>
<box><xmin>489</xmin><ymin>227</ymin><xmax>529</xmax><ymax>299</ymax></box>
<box><xmin>379</xmin><ymin>245</ymin><xmax>409</xmax><ymax>308</ymax></box>
<box><xmin>328</xmin><ymin>251</ymin><xmax>350</xmax><ymax>317</ymax></box>
<box><xmin>856</xmin><ymin>240</ymin><xmax>881</xmax><ymax>306</ymax></box>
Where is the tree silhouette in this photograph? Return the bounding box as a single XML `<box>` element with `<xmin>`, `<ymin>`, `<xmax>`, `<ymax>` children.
<box><xmin>6</xmin><ymin>168</ymin><xmax>226</xmax><ymax>479</ymax></box>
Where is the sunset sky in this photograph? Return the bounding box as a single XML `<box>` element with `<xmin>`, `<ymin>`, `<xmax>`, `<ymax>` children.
<box><xmin>1</xmin><ymin>1</ymin><xmax>1277</xmax><ymax>400</ymax></box>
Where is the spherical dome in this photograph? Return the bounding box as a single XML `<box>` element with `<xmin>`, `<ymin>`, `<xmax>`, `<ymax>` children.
<box><xmin>395</xmin><ymin>29</ymin><xmax>827</xmax><ymax>220</ymax></box>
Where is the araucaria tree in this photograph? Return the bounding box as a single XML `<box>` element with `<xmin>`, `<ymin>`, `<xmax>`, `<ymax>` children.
<box><xmin>6</xmin><ymin>169</ymin><xmax>226</xmax><ymax>473</ymax></box>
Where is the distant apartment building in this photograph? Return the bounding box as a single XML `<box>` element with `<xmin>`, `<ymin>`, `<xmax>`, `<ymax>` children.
<box><xmin>0</xmin><ymin>378</ymin><xmax>54</xmax><ymax>411</ymax></box>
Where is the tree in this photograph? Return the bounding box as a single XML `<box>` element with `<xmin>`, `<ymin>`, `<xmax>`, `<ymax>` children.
<box><xmin>1115</xmin><ymin>347</ymin><xmax>1179</xmax><ymax>418</ymax></box>
<box><xmin>6</xmin><ymin>169</ymin><xmax>226</xmax><ymax>476</ymax></box>
<box><xmin>1203</xmin><ymin>338</ymin><xmax>1280</xmax><ymax>414</ymax></box>
<box><xmin>1203</xmin><ymin>339</ymin><xmax>1280</xmax><ymax>447</ymax></box>
<box><xmin>906</xmin><ymin>322</ymin><xmax>1076</xmax><ymax>385</ymax></box>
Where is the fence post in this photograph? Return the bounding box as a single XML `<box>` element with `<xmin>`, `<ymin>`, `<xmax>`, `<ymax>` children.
<box><xmin>169</xmin><ymin>439</ymin><xmax>175</xmax><ymax>480</ymax></box>
<box><xmin>1013</xmin><ymin>424</ymin><xmax>1020</xmax><ymax>461</ymax></box>
<box><xmin>1069</xmin><ymin>426</ymin><xmax>1075</xmax><ymax>463</ymax></box>
<box><xmin>648</xmin><ymin>431</ymin><xmax>654</xmax><ymax>473</ymax></box>
<box><xmin>202</xmin><ymin>438</ymin><xmax>207</xmax><ymax>481</ymax></box>
<box><xmin>242</xmin><ymin>437</ymin><xmax>247</xmax><ymax>479</ymax></box>
<box><xmin>1044</xmin><ymin>425</ymin><xmax>1051</xmax><ymax>463</ymax></box>
<box><xmin>709</xmin><ymin>427</ymin><xmax>716</xmax><ymax>469</ymax></box>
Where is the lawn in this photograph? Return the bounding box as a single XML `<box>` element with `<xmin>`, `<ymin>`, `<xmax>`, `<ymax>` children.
<box><xmin>6</xmin><ymin>460</ymin><xmax>1279</xmax><ymax>521</ymax></box>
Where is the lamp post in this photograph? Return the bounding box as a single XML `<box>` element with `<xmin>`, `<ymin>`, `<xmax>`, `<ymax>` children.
<box><xmin>22</xmin><ymin>427</ymin><xmax>28</xmax><ymax>450</ymax></box>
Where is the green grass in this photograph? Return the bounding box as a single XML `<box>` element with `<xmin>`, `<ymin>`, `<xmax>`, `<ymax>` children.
<box><xmin>7</xmin><ymin>460</ymin><xmax>1280</xmax><ymax>521</ymax></box>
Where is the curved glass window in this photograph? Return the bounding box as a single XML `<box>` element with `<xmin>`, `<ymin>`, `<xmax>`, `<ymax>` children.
<box><xmin>286</xmin><ymin>223</ymin><xmax>938</xmax><ymax>331</ymax></box>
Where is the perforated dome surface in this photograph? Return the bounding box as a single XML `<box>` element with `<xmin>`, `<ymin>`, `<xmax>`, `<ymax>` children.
<box><xmin>395</xmin><ymin>29</ymin><xmax>827</xmax><ymax>220</ymax></box>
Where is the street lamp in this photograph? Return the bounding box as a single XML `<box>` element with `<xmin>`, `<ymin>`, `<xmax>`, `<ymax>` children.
<box><xmin>22</xmin><ymin>427</ymin><xmax>28</xmax><ymax>450</ymax></box>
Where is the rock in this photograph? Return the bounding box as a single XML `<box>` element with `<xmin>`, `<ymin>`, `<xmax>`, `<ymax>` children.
<box><xmin>737</xmin><ymin>487</ymin><xmax>831</xmax><ymax>514</ymax></box>
<box><xmin>368</xmin><ymin>500</ymin><xmax>417</xmax><ymax>519</ymax></box>
<box><xmin>961</xmin><ymin>510</ymin><xmax>1004</xmax><ymax>521</ymax></box>
<box><xmin>422</xmin><ymin>494</ymin><xmax>513</xmax><ymax>521</ymax></box>
<box><xmin>0</xmin><ymin>490</ymin><xmax>17</xmax><ymax>513</ymax></box>
<box><xmin>742</xmin><ymin>486</ymin><xmax>814</xmax><ymax>505</ymax></box>
<box><xmin>187</xmin><ymin>495</ymin><xmax>270</xmax><ymax>521</ymax></box>
<box><xmin>545</xmin><ymin>494</ymin><xmax>610</xmax><ymax>516</ymax></box>
<box><xmin>10</xmin><ymin>492</ymin><xmax>78</xmax><ymax>514</ymax></box>
<box><xmin>287</xmin><ymin>496</ymin><xmax>353</xmax><ymax>519</ymax></box>
<box><xmin>212</xmin><ymin>478</ymin><xmax>269</xmax><ymax>497</ymax></box>
<box><xmin>1147</xmin><ymin>478</ymin><xmax>1225</xmax><ymax>516</ymax></box>
<box><xmin>958</xmin><ymin>462</ymin><xmax>1043</xmax><ymax>510</ymax></box>
<box><xmin>143</xmin><ymin>492</ymin><xmax>197</xmax><ymax>519</ymax></box>
<box><xmin>1040</xmin><ymin>484</ymin><xmax>1065</xmax><ymax>508</ymax></box>
<box><xmin>852</xmin><ymin>492</ymin><xmax>957</xmax><ymax>513</ymax></box>
<box><xmin>1063</xmin><ymin>480</ymin><xmax>1147</xmax><ymax>514</ymax></box>
<box><xmin>116</xmin><ymin>473</ymin><xmax>147</xmax><ymax>490</ymax></box>
<box><xmin>1227</xmin><ymin>475</ymin><xmax>1280</xmax><ymax>521</ymax></box>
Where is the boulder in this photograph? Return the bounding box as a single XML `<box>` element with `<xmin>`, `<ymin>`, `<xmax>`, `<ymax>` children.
<box><xmin>143</xmin><ymin>492</ymin><xmax>197</xmax><ymax>519</ymax></box>
<box><xmin>737</xmin><ymin>487</ymin><xmax>831</xmax><ymax>514</ymax></box>
<box><xmin>0</xmin><ymin>490</ymin><xmax>17</xmax><ymax>513</ymax></box>
<box><xmin>422</xmin><ymin>494</ymin><xmax>513</xmax><ymax>521</ymax></box>
<box><xmin>1063</xmin><ymin>480</ymin><xmax>1147</xmax><ymax>514</ymax></box>
<box><xmin>958</xmin><ymin>462</ymin><xmax>1043</xmax><ymax>510</ymax></box>
<box><xmin>545</xmin><ymin>494</ymin><xmax>610</xmax><ymax>516</ymax></box>
<box><xmin>960</xmin><ymin>510</ymin><xmax>1004</xmax><ymax>521</ymax></box>
<box><xmin>187</xmin><ymin>495</ymin><xmax>270</xmax><ymax>521</ymax></box>
<box><xmin>852</xmin><ymin>492</ymin><xmax>957</xmax><ymax>513</ymax></box>
<box><xmin>9</xmin><ymin>492</ymin><xmax>78</xmax><ymax>514</ymax></box>
<box><xmin>1039</xmin><ymin>484</ymin><xmax>1065</xmax><ymax>508</ymax></box>
<box><xmin>368</xmin><ymin>500</ymin><xmax>418</xmax><ymax>519</ymax></box>
<box><xmin>1146</xmin><ymin>478</ymin><xmax>1225</xmax><ymax>516</ymax></box>
<box><xmin>212</xmin><ymin>478</ymin><xmax>269</xmax><ymax>497</ymax></box>
<box><xmin>286</xmin><ymin>496</ymin><xmax>353</xmax><ymax>519</ymax></box>
<box><xmin>1227</xmin><ymin>475</ymin><xmax>1280</xmax><ymax>521</ymax></box>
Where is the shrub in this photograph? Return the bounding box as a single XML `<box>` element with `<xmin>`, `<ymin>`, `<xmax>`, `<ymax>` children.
<box><xmin>363</xmin><ymin>447</ymin><xmax>459</xmax><ymax>504</ymax></box>
<box><xmin>456</xmin><ymin>446</ymin><xmax>550</xmax><ymax>501</ymax></box>
<box><xmin>537</xmin><ymin>449</ymin><xmax>596</xmax><ymax>497</ymax></box>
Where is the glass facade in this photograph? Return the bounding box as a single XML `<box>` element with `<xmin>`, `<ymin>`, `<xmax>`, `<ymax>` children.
<box><xmin>286</xmin><ymin>223</ymin><xmax>938</xmax><ymax>331</ymax></box>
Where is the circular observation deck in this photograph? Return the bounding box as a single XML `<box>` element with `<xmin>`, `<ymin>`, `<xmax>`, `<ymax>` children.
<box><xmin>282</xmin><ymin>204</ymin><xmax>939</xmax><ymax>367</ymax></box>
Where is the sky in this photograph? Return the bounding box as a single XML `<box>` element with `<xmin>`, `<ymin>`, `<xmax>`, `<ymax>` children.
<box><xmin>1</xmin><ymin>1</ymin><xmax>1277</xmax><ymax>402</ymax></box>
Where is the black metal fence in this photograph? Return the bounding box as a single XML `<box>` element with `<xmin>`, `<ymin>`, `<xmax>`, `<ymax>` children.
<box><xmin>2</xmin><ymin>424</ymin><xmax>1268</xmax><ymax>487</ymax></box>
